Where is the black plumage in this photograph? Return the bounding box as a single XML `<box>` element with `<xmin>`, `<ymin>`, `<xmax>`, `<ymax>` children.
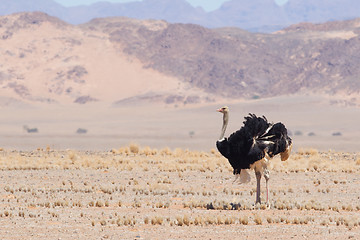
<box><xmin>216</xmin><ymin>106</ymin><xmax>292</xmax><ymax>204</ymax></box>
<box><xmin>217</xmin><ymin>111</ymin><xmax>291</xmax><ymax>174</ymax></box>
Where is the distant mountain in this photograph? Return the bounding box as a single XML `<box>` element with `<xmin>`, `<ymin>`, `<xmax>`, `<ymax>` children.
<box><xmin>0</xmin><ymin>0</ymin><xmax>66</xmax><ymax>17</ymax></box>
<box><xmin>208</xmin><ymin>0</ymin><xmax>360</xmax><ymax>32</ymax></box>
<box><xmin>1</xmin><ymin>12</ymin><xmax>360</xmax><ymax>107</ymax></box>
<box><xmin>1</xmin><ymin>0</ymin><xmax>360</xmax><ymax>32</ymax></box>
<box><xmin>208</xmin><ymin>0</ymin><xmax>287</xmax><ymax>32</ymax></box>
<box><xmin>64</xmin><ymin>0</ymin><xmax>207</xmax><ymax>26</ymax></box>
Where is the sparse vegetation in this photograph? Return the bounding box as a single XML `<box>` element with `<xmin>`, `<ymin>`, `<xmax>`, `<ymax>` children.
<box><xmin>0</xmin><ymin>146</ymin><xmax>358</xmax><ymax>239</ymax></box>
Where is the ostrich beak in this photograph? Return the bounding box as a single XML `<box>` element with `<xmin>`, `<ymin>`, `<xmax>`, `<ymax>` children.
<box><xmin>217</xmin><ymin>108</ymin><xmax>223</xmax><ymax>113</ymax></box>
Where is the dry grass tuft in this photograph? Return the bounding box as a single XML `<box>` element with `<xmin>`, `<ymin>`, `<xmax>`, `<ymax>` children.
<box><xmin>176</xmin><ymin>216</ymin><xmax>184</xmax><ymax>226</ymax></box>
<box><xmin>254</xmin><ymin>214</ymin><xmax>262</xmax><ymax>225</ymax></box>
<box><xmin>194</xmin><ymin>216</ymin><xmax>203</xmax><ymax>226</ymax></box>
<box><xmin>129</xmin><ymin>143</ymin><xmax>140</xmax><ymax>155</ymax></box>
<box><xmin>240</xmin><ymin>216</ymin><xmax>249</xmax><ymax>225</ymax></box>
<box><xmin>356</xmin><ymin>157</ymin><xmax>360</xmax><ymax>165</ymax></box>
<box><xmin>151</xmin><ymin>216</ymin><xmax>163</xmax><ymax>225</ymax></box>
<box><xmin>141</xmin><ymin>146</ymin><xmax>154</xmax><ymax>156</ymax></box>
<box><xmin>297</xmin><ymin>148</ymin><xmax>319</xmax><ymax>156</ymax></box>
<box><xmin>183</xmin><ymin>215</ymin><xmax>191</xmax><ymax>226</ymax></box>
<box><xmin>160</xmin><ymin>147</ymin><xmax>172</xmax><ymax>156</ymax></box>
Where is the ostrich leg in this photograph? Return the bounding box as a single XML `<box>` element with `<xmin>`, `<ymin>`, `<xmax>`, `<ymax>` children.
<box><xmin>263</xmin><ymin>157</ymin><xmax>270</xmax><ymax>207</ymax></box>
<box><xmin>264</xmin><ymin>168</ymin><xmax>270</xmax><ymax>207</ymax></box>
<box><xmin>255</xmin><ymin>171</ymin><xmax>262</xmax><ymax>204</ymax></box>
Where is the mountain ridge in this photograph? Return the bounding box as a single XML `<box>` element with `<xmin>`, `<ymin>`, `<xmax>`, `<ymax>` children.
<box><xmin>2</xmin><ymin>0</ymin><xmax>360</xmax><ymax>32</ymax></box>
<box><xmin>1</xmin><ymin>12</ymin><xmax>360</xmax><ymax>107</ymax></box>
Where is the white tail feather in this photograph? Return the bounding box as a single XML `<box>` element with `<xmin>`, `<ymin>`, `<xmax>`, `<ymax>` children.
<box><xmin>234</xmin><ymin>169</ymin><xmax>251</xmax><ymax>184</ymax></box>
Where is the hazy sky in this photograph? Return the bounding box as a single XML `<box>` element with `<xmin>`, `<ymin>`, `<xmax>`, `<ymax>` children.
<box><xmin>54</xmin><ymin>0</ymin><xmax>289</xmax><ymax>12</ymax></box>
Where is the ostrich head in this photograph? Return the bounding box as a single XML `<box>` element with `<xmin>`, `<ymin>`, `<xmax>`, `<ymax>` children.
<box><xmin>217</xmin><ymin>106</ymin><xmax>229</xmax><ymax>114</ymax></box>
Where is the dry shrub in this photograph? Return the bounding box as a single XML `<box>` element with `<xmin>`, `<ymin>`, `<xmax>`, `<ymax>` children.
<box><xmin>203</xmin><ymin>215</ymin><xmax>216</xmax><ymax>225</ymax></box>
<box><xmin>176</xmin><ymin>216</ymin><xmax>184</xmax><ymax>226</ymax></box>
<box><xmin>173</xmin><ymin>148</ymin><xmax>185</xmax><ymax>157</ymax></box>
<box><xmin>95</xmin><ymin>200</ymin><xmax>104</xmax><ymax>207</ymax></box>
<box><xmin>346</xmin><ymin>204</ymin><xmax>354</xmax><ymax>211</ymax></box>
<box><xmin>129</xmin><ymin>143</ymin><xmax>139</xmax><ymax>155</ymax></box>
<box><xmin>194</xmin><ymin>216</ymin><xmax>203</xmax><ymax>226</ymax></box>
<box><xmin>67</xmin><ymin>150</ymin><xmax>78</xmax><ymax>164</ymax></box>
<box><xmin>118</xmin><ymin>147</ymin><xmax>129</xmax><ymax>155</ymax></box>
<box><xmin>160</xmin><ymin>147</ymin><xmax>172</xmax><ymax>156</ymax></box>
<box><xmin>153</xmin><ymin>148</ymin><xmax>159</xmax><ymax>155</ymax></box>
<box><xmin>240</xmin><ymin>216</ymin><xmax>249</xmax><ymax>225</ymax></box>
<box><xmin>151</xmin><ymin>216</ymin><xmax>163</xmax><ymax>225</ymax></box>
<box><xmin>122</xmin><ymin>217</ymin><xmax>134</xmax><ymax>226</ymax></box>
<box><xmin>224</xmin><ymin>217</ymin><xmax>235</xmax><ymax>225</ymax></box>
<box><xmin>141</xmin><ymin>146</ymin><xmax>153</xmax><ymax>156</ymax></box>
<box><xmin>217</xmin><ymin>216</ymin><xmax>224</xmax><ymax>225</ymax></box>
<box><xmin>356</xmin><ymin>157</ymin><xmax>360</xmax><ymax>165</ymax></box>
<box><xmin>292</xmin><ymin>218</ymin><xmax>300</xmax><ymax>224</ymax></box>
<box><xmin>183</xmin><ymin>215</ymin><xmax>190</xmax><ymax>226</ymax></box>
<box><xmin>254</xmin><ymin>215</ymin><xmax>262</xmax><ymax>225</ymax></box>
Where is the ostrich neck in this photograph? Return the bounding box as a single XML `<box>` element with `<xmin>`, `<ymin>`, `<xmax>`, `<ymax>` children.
<box><xmin>219</xmin><ymin>112</ymin><xmax>229</xmax><ymax>140</ymax></box>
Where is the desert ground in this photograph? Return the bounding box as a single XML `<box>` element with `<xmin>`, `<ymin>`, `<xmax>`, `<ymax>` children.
<box><xmin>1</xmin><ymin>94</ymin><xmax>360</xmax><ymax>152</ymax></box>
<box><xmin>0</xmin><ymin>147</ymin><xmax>359</xmax><ymax>239</ymax></box>
<box><xmin>0</xmin><ymin>95</ymin><xmax>359</xmax><ymax>239</ymax></box>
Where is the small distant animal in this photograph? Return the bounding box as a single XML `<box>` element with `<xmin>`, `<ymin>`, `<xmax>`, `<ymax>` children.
<box><xmin>23</xmin><ymin>125</ymin><xmax>38</xmax><ymax>133</ymax></box>
<box><xmin>76</xmin><ymin>128</ymin><xmax>88</xmax><ymax>134</ymax></box>
<box><xmin>216</xmin><ymin>106</ymin><xmax>292</xmax><ymax>206</ymax></box>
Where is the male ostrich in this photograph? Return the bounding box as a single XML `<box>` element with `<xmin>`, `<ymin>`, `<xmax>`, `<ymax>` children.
<box><xmin>216</xmin><ymin>106</ymin><xmax>292</xmax><ymax>205</ymax></box>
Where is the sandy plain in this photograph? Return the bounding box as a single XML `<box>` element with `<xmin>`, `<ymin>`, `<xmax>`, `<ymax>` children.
<box><xmin>0</xmin><ymin>94</ymin><xmax>359</xmax><ymax>151</ymax></box>
<box><xmin>0</xmin><ymin>148</ymin><xmax>359</xmax><ymax>239</ymax></box>
<box><xmin>0</xmin><ymin>95</ymin><xmax>359</xmax><ymax>239</ymax></box>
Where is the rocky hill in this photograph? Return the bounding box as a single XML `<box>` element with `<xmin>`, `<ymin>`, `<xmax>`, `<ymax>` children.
<box><xmin>82</xmin><ymin>16</ymin><xmax>360</xmax><ymax>99</ymax></box>
<box><xmin>1</xmin><ymin>12</ymin><xmax>360</xmax><ymax>106</ymax></box>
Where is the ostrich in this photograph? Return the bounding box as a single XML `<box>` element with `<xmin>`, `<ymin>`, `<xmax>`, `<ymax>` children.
<box><xmin>216</xmin><ymin>106</ymin><xmax>292</xmax><ymax>206</ymax></box>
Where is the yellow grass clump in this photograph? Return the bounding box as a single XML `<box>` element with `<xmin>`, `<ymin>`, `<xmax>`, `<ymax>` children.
<box><xmin>129</xmin><ymin>143</ymin><xmax>140</xmax><ymax>155</ymax></box>
<box><xmin>297</xmin><ymin>148</ymin><xmax>319</xmax><ymax>156</ymax></box>
<box><xmin>0</xmin><ymin>146</ymin><xmax>358</xmax><ymax>175</ymax></box>
<box><xmin>355</xmin><ymin>157</ymin><xmax>360</xmax><ymax>165</ymax></box>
